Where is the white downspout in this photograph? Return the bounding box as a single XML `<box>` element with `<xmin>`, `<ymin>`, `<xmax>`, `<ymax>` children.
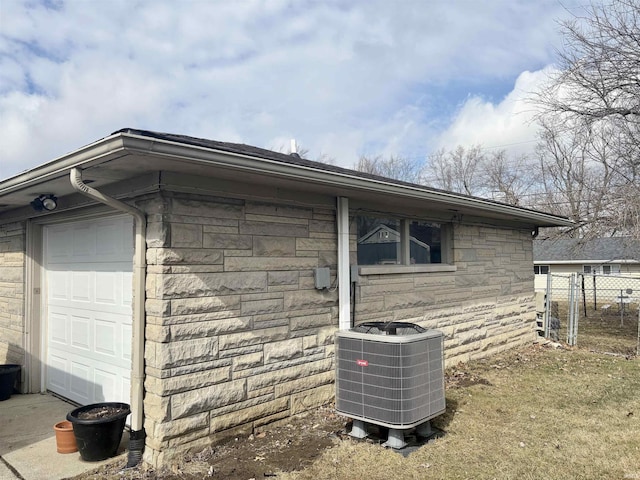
<box><xmin>69</xmin><ymin>168</ymin><xmax>146</xmax><ymax>466</ymax></box>
<box><xmin>337</xmin><ymin>197</ymin><xmax>351</xmax><ymax>330</ymax></box>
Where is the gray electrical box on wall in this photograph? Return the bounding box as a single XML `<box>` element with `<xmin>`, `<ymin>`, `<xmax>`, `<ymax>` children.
<box><xmin>314</xmin><ymin>267</ymin><xmax>331</xmax><ymax>289</ymax></box>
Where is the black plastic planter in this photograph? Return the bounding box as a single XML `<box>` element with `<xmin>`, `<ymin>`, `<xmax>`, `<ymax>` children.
<box><xmin>0</xmin><ymin>364</ymin><xmax>20</xmax><ymax>401</ymax></box>
<box><xmin>67</xmin><ymin>402</ymin><xmax>131</xmax><ymax>461</ymax></box>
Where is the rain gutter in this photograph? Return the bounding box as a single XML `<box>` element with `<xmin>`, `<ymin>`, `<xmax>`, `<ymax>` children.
<box><xmin>69</xmin><ymin>168</ymin><xmax>146</xmax><ymax>467</ymax></box>
<box><xmin>119</xmin><ymin>134</ymin><xmax>574</xmax><ymax>228</ymax></box>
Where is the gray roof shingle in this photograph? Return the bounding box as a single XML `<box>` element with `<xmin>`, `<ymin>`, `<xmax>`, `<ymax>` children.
<box><xmin>534</xmin><ymin>237</ymin><xmax>640</xmax><ymax>262</ymax></box>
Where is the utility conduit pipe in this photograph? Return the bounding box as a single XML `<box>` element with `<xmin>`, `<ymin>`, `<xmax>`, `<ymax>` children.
<box><xmin>70</xmin><ymin>168</ymin><xmax>146</xmax><ymax>467</ymax></box>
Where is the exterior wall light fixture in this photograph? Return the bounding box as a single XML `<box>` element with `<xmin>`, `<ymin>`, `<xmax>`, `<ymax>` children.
<box><xmin>31</xmin><ymin>194</ymin><xmax>58</xmax><ymax>211</ymax></box>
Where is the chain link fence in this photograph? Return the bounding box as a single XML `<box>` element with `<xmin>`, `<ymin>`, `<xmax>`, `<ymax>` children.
<box><xmin>540</xmin><ymin>273</ymin><xmax>640</xmax><ymax>356</ymax></box>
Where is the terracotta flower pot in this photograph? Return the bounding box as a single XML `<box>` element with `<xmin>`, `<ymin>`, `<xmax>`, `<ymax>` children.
<box><xmin>54</xmin><ymin>420</ymin><xmax>78</xmax><ymax>454</ymax></box>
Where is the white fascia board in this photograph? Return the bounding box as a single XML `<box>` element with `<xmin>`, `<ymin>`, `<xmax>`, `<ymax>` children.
<box><xmin>0</xmin><ymin>134</ymin><xmax>126</xmax><ymax>196</ymax></box>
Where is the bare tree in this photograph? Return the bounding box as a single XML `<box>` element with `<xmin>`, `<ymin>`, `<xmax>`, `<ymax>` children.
<box><xmin>424</xmin><ymin>145</ymin><xmax>486</xmax><ymax>196</ymax></box>
<box><xmin>484</xmin><ymin>150</ymin><xmax>538</xmax><ymax>206</ymax></box>
<box><xmin>536</xmin><ymin>0</ymin><xmax>640</xmax><ymax>124</ymax></box>
<box><xmin>534</xmin><ymin>0</ymin><xmax>640</xmax><ymax>237</ymax></box>
<box><xmin>354</xmin><ymin>155</ymin><xmax>423</xmax><ymax>183</ymax></box>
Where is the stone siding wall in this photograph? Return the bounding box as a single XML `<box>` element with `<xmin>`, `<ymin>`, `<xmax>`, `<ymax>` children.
<box><xmin>139</xmin><ymin>191</ymin><xmax>536</xmax><ymax>466</ymax></box>
<box><xmin>354</xmin><ymin>224</ymin><xmax>535</xmax><ymax>366</ymax></box>
<box><xmin>142</xmin><ymin>193</ymin><xmax>338</xmax><ymax>466</ymax></box>
<box><xmin>0</xmin><ymin>221</ymin><xmax>26</xmax><ymax>371</ymax></box>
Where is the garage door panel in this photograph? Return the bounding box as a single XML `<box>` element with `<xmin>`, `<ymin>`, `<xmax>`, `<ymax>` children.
<box><xmin>49</xmin><ymin>312</ymin><xmax>68</xmax><ymax>345</ymax></box>
<box><xmin>71</xmin><ymin>271</ymin><xmax>91</xmax><ymax>302</ymax></box>
<box><xmin>70</xmin><ymin>315</ymin><xmax>91</xmax><ymax>350</ymax></box>
<box><xmin>95</xmin><ymin>271</ymin><xmax>118</xmax><ymax>305</ymax></box>
<box><xmin>122</xmin><ymin>324</ymin><xmax>132</xmax><ymax>362</ymax></box>
<box><xmin>47</xmin><ymin>355</ymin><xmax>68</xmax><ymax>391</ymax></box>
<box><xmin>123</xmin><ymin>272</ymin><xmax>133</xmax><ymax>306</ymax></box>
<box><xmin>95</xmin><ymin>318</ymin><xmax>117</xmax><ymax>356</ymax></box>
<box><xmin>94</xmin><ymin>369</ymin><xmax>117</xmax><ymax>402</ymax></box>
<box><xmin>70</xmin><ymin>361</ymin><xmax>92</xmax><ymax>403</ymax></box>
<box><xmin>45</xmin><ymin>215</ymin><xmax>133</xmax><ymax>405</ymax></box>
<box><xmin>49</xmin><ymin>271</ymin><xmax>69</xmax><ymax>300</ymax></box>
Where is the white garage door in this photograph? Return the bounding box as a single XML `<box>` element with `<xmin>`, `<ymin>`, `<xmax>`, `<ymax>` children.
<box><xmin>44</xmin><ymin>215</ymin><xmax>133</xmax><ymax>405</ymax></box>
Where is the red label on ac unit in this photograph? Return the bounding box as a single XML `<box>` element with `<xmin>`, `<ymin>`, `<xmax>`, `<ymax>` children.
<box><xmin>356</xmin><ymin>359</ymin><xmax>369</xmax><ymax>367</ymax></box>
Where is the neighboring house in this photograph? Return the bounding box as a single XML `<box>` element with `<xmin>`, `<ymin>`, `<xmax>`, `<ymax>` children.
<box><xmin>0</xmin><ymin>129</ymin><xmax>571</xmax><ymax>467</ymax></box>
<box><xmin>533</xmin><ymin>237</ymin><xmax>640</xmax><ymax>291</ymax></box>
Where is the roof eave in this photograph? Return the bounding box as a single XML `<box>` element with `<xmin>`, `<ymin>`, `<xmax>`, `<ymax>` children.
<box><xmin>0</xmin><ymin>132</ymin><xmax>573</xmax><ymax>228</ymax></box>
<box><xmin>120</xmin><ymin>133</ymin><xmax>573</xmax><ymax>228</ymax></box>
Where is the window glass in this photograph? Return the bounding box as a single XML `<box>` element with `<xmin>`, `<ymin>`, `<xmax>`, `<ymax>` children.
<box><xmin>356</xmin><ymin>216</ymin><xmax>444</xmax><ymax>265</ymax></box>
<box><xmin>356</xmin><ymin>216</ymin><xmax>401</xmax><ymax>265</ymax></box>
<box><xmin>534</xmin><ymin>265</ymin><xmax>549</xmax><ymax>275</ymax></box>
<box><xmin>409</xmin><ymin>221</ymin><xmax>441</xmax><ymax>264</ymax></box>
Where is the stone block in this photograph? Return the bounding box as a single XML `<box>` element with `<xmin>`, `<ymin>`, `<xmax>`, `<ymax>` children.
<box><xmin>245</xmin><ymin>214</ymin><xmax>308</xmax><ymax>225</ymax></box>
<box><xmin>290</xmin><ymin>384</ymin><xmax>334</xmax><ymax>415</ymax></box>
<box><xmin>203</xmin><ymin>233</ymin><xmax>252</xmax><ymax>249</ymax></box>
<box><xmin>290</xmin><ymin>313</ymin><xmax>333</xmax><ymax>331</ymax></box>
<box><xmin>241</xmin><ymin>298</ymin><xmax>283</xmax><ymax>316</ymax></box>
<box><xmin>143</xmin><ymin>392</ymin><xmax>171</xmax><ymax>422</ymax></box>
<box><xmin>218</xmin><ymin>344</ymin><xmax>263</xmax><ymax>359</ymax></box>
<box><xmin>233</xmin><ymin>351</ymin><xmax>264</xmax><ymax>371</ymax></box>
<box><xmin>274</xmin><ymin>371</ymin><xmax>334</xmax><ymax>398</ymax></box>
<box><xmin>154</xmin><ymin>412</ymin><xmax>209</xmax><ymax>441</ymax></box>
<box><xmin>161</xmin><ymin>272</ymin><xmax>267</xmax><ymax>298</ymax></box>
<box><xmin>170</xmin><ymin>198</ymin><xmax>244</xmax><ymax>219</ymax></box>
<box><xmin>155</xmin><ymin>248</ymin><xmax>223</xmax><ymax>265</ymax></box>
<box><xmin>245</xmin><ymin>202</ymin><xmax>313</xmax><ymax>219</ymax></box>
<box><xmin>170</xmin><ymin>295</ymin><xmax>241</xmax><ymax>315</ymax></box>
<box><xmin>246</xmin><ymin>358</ymin><xmax>332</xmax><ymax>391</ymax></box>
<box><xmin>295</xmin><ymin>238</ymin><xmax>335</xmax><ymax>251</ymax></box>
<box><xmin>168</xmin><ymin>358</ymin><xmax>232</xmax><ymax>377</ymax></box>
<box><xmin>171</xmin><ymin>378</ymin><xmax>246</xmax><ymax>419</ymax></box>
<box><xmin>253</xmin><ymin>237</ymin><xmax>296</xmax><ymax>256</ymax></box>
<box><xmin>219</xmin><ymin>326</ymin><xmax>289</xmax><ymax>351</ymax></box>
<box><xmin>383</xmin><ymin>291</ymin><xmax>436</xmax><ymax>310</ymax></box>
<box><xmin>264</xmin><ymin>338</ymin><xmax>303</xmax><ymax>364</ymax></box>
<box><xmin>156</xmin><ymin>337</ymin><xmax>218</xmax><ymax>369</ymax></box>
<box><xmin>224</xmin><ymin>256</ymin><xmax>317</xmax><ymax>272</ymax></box>
<box><xmin>283</xmin><ymin>290</ymin><xmax>337</xmax><ymax>310</ymax></box>
<box><xmin>146</xmin><ymin>222</ymin><xmax>170</xmax><ymax>248</ymax></box>
<box><xmin>308</xmin><ymin>220</ymin><xmax>335</xmax><ymax>233</ymax></box>
<box><xmin>169</xmin><ymin>316</ymin><xmax>251</xmax><ymax>339</ymax></box>
<box><xmin>239</xmin><ymin>221</ymin><xmax>308</xmax><ymax>237</ymax></box>
<box><xmin>210</xmin><ymin>397</ymin><xmax>289</xmax><ymax>434</ymax></box>
<box><xmin>147</xmin><ymin>367</ymin><xmax>231</xmax><ymax>396</ymax></box>
<box><xmin>171</xmin><ymin>224</ymin><xmax>202</xmax><ymax>248</ymax></box>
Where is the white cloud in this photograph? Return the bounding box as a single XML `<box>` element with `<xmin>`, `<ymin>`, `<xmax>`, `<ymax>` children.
<box><xmin>433</xmin><ymin>68</ymin><xmax>555</xmax><ymax>159</ymax></box>
<box><xmin>0</xmin><ymin>0</ymin><xmax>572</xmax><ymax>178</ymax></box>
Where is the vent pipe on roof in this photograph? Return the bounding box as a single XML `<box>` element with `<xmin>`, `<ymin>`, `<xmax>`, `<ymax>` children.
<box><xmin>69</xmin><ymin>168</ymin><xmax>146</xmax><ymax>467</ymax></box>
<box><xmin>290</xmin><ymin>139</ymin><xmax>301</xmax><ymax>158</ymax></box>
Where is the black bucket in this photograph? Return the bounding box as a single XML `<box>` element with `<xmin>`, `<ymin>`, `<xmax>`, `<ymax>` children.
<box><xmin>0</xmin><ymin>364</ymin><xmax>21</xmax><ymax>401</ymax></box>
<box><xmin>67</xmin><ymin>402</ymin><xmax>131</xmax><ymax>461</ymax></box>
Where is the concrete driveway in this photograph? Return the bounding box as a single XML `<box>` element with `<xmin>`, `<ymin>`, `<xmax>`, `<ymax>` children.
<box><xmin>0</xmin><ymin>394</ymin><xmax>128</xmax><ymax>480</ymax></box>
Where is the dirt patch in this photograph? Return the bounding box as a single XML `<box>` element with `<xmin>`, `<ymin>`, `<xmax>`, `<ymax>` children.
<box><xmin>74</xmin><ymin>405</ymin><xmax>349</xmax><ymax>480</ymax></box>
<box><xmin>77</xmin><ymin>405</ymin><xmax>129</xmax><ymax>420</ymax></box>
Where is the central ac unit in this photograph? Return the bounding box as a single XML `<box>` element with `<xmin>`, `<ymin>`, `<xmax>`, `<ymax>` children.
<box><xmin>335</xmin><ymin>322</ymin><xmax>445</xmax><ymax>447</ymax></box>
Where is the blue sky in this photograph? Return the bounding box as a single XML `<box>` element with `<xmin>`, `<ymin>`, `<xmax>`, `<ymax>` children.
<box><xmin>0</xmin><ymin>0</ymin><xmax>584</xmax><ymax>178</ymax></box>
